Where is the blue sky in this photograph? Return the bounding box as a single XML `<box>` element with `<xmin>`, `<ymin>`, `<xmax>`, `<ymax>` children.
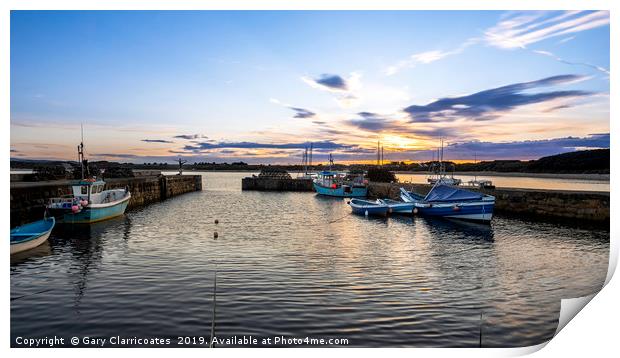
<box><xmin>10</xmin><ymin>10</ymin><xmax>610</xmax><ymax>163</ymax></box>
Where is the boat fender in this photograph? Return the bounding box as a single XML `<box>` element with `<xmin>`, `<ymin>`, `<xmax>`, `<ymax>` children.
<box><xmin>365</xmin><ymin>210</ymin><xmax>369</xmax><ymax>216</ymax></box>
<box><xmin>71</xmin><ymin>205</ymin><xmax>80</xmax><ymax>213</ymax></box>
<box><xmin>452</xmin><ymin>205</ymin><xmax>461</xmax><ymax>211</ymax></box>
<box><xmin>413</xmin><ymin>208</ymin><xmax>418</xmax><ymax>215</ymax></box>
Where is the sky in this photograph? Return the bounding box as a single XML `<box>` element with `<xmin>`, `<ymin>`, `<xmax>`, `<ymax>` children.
<box><xmin>10</xmin><ymin>10</ymin><xmax>610</xmax><ymax>164</ymax></box>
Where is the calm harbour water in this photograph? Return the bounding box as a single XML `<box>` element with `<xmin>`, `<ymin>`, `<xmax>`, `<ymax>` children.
<box><xmin>11</xmin><ymin>172</ymin><xmax>609</xmax><ymax>347</ymax></box>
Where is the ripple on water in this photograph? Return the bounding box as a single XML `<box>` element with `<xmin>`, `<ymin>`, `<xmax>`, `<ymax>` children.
<box><xmin>11</xmin><ymin>172</ymin><xmax>609</xmax><ymax>347</ymax></box>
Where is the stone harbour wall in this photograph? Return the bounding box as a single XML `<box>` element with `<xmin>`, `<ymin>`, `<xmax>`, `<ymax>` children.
<box><xmin>241</xmin><ymin>177</ymin><xmax>314</xmax><ymax>191</ymax></box>
<box><xmin>10</xmin><ymin>175</ymin><xmax>202</xmax><ymax>227</ymax></box>
<box><xmin>368</xmin><ymin>182</ymin><xmax>610</xmax><ymax>227</ymax></box>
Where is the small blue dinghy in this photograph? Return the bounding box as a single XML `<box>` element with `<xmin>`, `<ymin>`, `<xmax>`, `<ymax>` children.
<box><xmin>10</xmin><ymin>217</ymin><xmax>55</xmax><ymax>255</ymax></box>
<box><xmin>378</xmin><ymin>199</ymin><xmax>415</xmax><ymax>214</ymax></box>
<box><xmin>348</xmin><ymin>198</ymin><xmax>389</xmax><ymax>216</ymax></box>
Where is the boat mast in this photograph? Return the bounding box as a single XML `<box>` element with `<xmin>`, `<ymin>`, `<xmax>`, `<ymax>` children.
<box><xmin>78</xmin><ymin>123</ymin><xmax>85</xmax><ymax>180</ymax></box>
<box><xmin>309</xmin><ymin>143</ymin><xmax>313</xmax><ymax>172</ymax></box>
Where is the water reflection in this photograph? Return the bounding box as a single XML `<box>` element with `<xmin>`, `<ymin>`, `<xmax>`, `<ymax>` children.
<box><xmin>10</xmin><ymin>172</ymin><xmax>609</xmax><ymax>347</ymax></box>
<box><xmin>10</xmin><ymin>241</ymin><xmax>52</xmax><ymax>265</ymax></box>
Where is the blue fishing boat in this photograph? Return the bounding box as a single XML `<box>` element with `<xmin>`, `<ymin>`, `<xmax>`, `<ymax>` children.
<box><xmin>313</xmin><ymin>171</ymin><xmax>368</xmax><ymax>197</ymax></box>
<box><xmin>348</xmin><ymin>199</ymin><xmax>389</xmax><ymax>216</ymax></box>
<box><xmin>377</xmin><ymin>198</ymin><xmax>415</xmax><ymax>214</ymax></box>
<box><xmin>312</xmin><ymin>154</ymin><xmax>368</xmax><ymax>197</ymax></box>
<box><xmin>413</xmin><ymin>184</ymin><xmax>495</xmax><ymax>223</ymax></box>
<box><xmin>47</xmin><ymin>179</ymin><xmax>131</xmax><ymax>224</ymax></box>
<box><xmin>10</xmin><ymin>217</ymin><xmax>55</xmax><ymax>255</ymax></box>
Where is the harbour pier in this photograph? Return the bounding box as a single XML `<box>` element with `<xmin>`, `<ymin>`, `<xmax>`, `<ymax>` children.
<box><xmin>241</xmin><ymin>177</ymin><xmax>314</xmax><ymax>191</ymax></box>
<box><xmin>10</xmin><ymin>174</ymin><xmax>202</xmax><ymax>227</ymax></box>
<box><xmin>368</xmin><ymin>182</ymin><xmax>610</xmax><ymax>227</ymax></box>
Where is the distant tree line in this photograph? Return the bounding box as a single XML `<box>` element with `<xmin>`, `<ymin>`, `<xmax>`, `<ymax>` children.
<box><xmin>11</xmin><ymin>149</ymin><xmax>609</xmax><ymax>177</ymax></box>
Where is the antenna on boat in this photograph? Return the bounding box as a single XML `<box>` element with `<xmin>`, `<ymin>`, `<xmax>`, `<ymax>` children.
<box><xmin>78</xmin><ymin>123</ymin><xmax>85</xmax><ymax>179</ymax></box>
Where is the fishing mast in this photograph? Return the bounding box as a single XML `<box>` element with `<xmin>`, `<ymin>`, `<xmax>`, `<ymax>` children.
<box><xmin>78</xmin><ymin>124</ymin><xmax>85</xmax><ymax>179</ymax></box>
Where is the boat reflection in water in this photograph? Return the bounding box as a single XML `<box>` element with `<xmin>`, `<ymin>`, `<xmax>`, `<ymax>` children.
<box><xmin>10</xmin><ymin>172</ymin><xmax>609</xmax><ymax>348</ymax></box>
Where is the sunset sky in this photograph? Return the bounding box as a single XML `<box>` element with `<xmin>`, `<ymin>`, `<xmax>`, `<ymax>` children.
<box><xmin>10</xmin><ymin>10</ymin><xmax>610</xmax><ymax>164</ymax></box>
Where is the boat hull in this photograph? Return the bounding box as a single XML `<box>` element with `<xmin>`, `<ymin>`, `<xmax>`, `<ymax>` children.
<box><xmin>313</xmin><ymin>183</ymin><xmax>367</xmax><ymax>197</ymax></box>
<box><xmin>59</xmin><ymin>195</ymin><xmax>130</xmax><ymax>224</ymax></box>
<box><xmin>415</xmin><ymin>201</ymin><xmax>494</xmax><ymax>222</ymax></box>
<box><xmin>350</xmin><ymin>204</ymin><xmax>389</xmax><ymax>216</ymax></box>
<box><xmin>387</xmin><ymin>203</ymin><xmax>415</xmax><ymax>214</ymax></box>
<box><xmin>10</xmin><ymin>218</ymin><xmax>55</xmax><ymax>255</ymax></box>
<box><xmin>379</xmin><ymin>199</ymin><xmax>415</xmax><ymax>214</ymax></box>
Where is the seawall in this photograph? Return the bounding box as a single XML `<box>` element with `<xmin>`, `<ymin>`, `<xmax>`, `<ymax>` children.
<box><xmin>369</xmin><ymin>182</ymin><xmax>609</xmax><ymax>227</ymax></box>
<box><xmin>10</xmin><ymin>175</ymin><xmax>202</xmax><ymax>227</ymax></box>
<box><xmin>241</xmin><ymin>177</ymin><xmax>314</xmax><ymax>191</ymax></box>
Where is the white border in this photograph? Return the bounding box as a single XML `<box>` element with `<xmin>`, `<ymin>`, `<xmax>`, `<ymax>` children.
<box><xmin>3</xmin><ymin>1</ymin><xmax>616</xmax><ymax>358</ymax></box>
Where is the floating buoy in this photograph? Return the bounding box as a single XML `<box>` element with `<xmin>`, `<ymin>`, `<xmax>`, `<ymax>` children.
<box><xmin>452</xmin><ymin>205</ymin><xmax>461</xmax><ymax>211</ymax></box>
<box><xmin>213</xmin><ymin>231</ymin><xmax>218</xmax><ymax>239</ymax></box>
<box><xmin>413</xmin><ymin>208</ymin><xmax>419</xmax><ymax>215</ymax></box>
<box><xmin>214</xmin><ymin>219</ymin><xmax>219</xmax><ymax>224</ymax></box>
<box><xmin>365</xmin><ymin>210</ymin><xmax>369</xmax><ymax>216</ymax></box>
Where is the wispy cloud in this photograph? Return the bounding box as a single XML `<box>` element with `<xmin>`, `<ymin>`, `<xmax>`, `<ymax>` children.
<box><xmin>385</xmin><ymin>38</ymin><xmax>479</xmax><ymax>76</ymax></box>
<box><xmin>301</xmin><ymin>72</ymin><xmax>362</xmax><ymax>108</ymax></box>
<box><xmin>346</xmin><ymin>112</ymin><xmax>407</xmax><ymax>132</ymax></box>
<box><xmin>532</xmin><ymin>50</ymin><xmax>609</xmax><ymax>75</ymax></box>
<box><xmin>402</xmin><ymin>74</ymin><xmax>593</xmax><ymax>123</ymax></box>
<box><xmin>174</xmin><ymin>134</ymin><xmax>205</xmax><ymax>140</ymax></box>
<box><xmin>141</xmin><ymin>139</ymin><xmax>174</xmax><ymax>143</ymax></box>
<box><xmin>303</xmin><ymin>74</ymin><xmax>348</xmax><ymax>91</ymax></box>
<box><xmin>484</xmin><ymin>11</ymin><xmax>609</xmax><ymax>49</ymax></box>
<box><xmin>182</xmin><ymin>140</ymin><xmax>353</xmax><ymax>152</ymax></box>
<box><xmin>484</xmin><ymin>11</ymin><xmax>609</xmax><ymax>74</ymax></box>
<box><xmin>445</xmin><ymin>133</ymin><xmax>609</xmax><ymax>160</ymax></box>
<box><xmin>558</xmin><ymin>36</ymin><xmax>576</xmax><ymax>44</ymax></box>
<box><xmin>289</xmin><ymin>107</ymin><xmax>316</xmax><ymax>119</ymax></box>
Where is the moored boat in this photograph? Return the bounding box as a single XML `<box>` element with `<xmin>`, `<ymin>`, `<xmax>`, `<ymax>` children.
<box><xmin>377</xmin><ymin>198</ymin><xmax>415</xmax><ymax>214</ymax></box>
<box><xmin>45</xmin><ymin>128</ymin><xmax>131</xmax><ymax>224</ymax></box>
<box><xmin>312</xmin><ymin>154</ymin><xmax>368</xmax><ymax>198</ymax></box>
<box><xmin>47</xmin><ymin>179</ymin><xmax>131</xmax><ymax>224</ymax></box>
<box><xmin>313</xmin><ymin>171</ymin><xmax>368</xmax><ymax>197</ymax></box>
<box><xmin>10</xmin><ymin>216</ymin><xmax>55</xmax><ymax>255</ymax></box>
<box><xmin>399</xmin><ymin>187</ymin><xmax>426</xmax><ymax>203</ymax></box>
<box><xmin>348</xmin><ymin>198</ymin><xmax>389</xmax><ymax>216</ymax></box>
<box><xmin>414</xmin><ymin>184</ymin><xmax>495</xmax><ymax>223</ymax></box>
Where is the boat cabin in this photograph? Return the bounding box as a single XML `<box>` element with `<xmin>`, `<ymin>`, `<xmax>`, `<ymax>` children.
<box><xmin>71</xmin><ymin>179</ymin><xmax>106</xmax><ymax>202</ymax></box>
